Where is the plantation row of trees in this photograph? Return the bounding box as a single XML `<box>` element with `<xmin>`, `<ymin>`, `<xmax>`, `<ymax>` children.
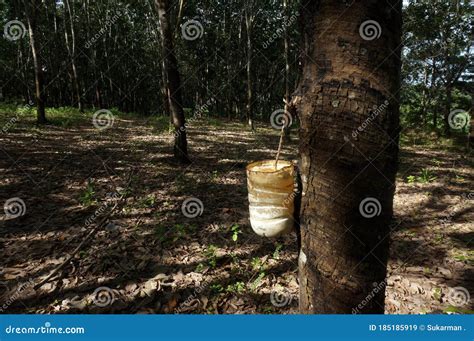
<box><xmin>1</xmin><ymin>0</ymin><xmax>299</xmax><ymax>123</ymax></box>
<box><xmin>0</xmin><ymin>0</ymin><xmax>472</xmax><ymax>134</ymax></box>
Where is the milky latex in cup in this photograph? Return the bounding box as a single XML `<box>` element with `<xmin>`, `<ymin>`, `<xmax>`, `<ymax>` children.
<box><xmin>246</xmin><ymin>160</ymin><xmax>295</xmax><ymax>237</ymax></box>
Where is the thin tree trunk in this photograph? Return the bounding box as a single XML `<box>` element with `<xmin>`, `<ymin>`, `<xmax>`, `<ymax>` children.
<box><xmin>245</xmin><ymin>6</ymin><xmax>254</xmax><ymax>131</ymax></box>
<box><xmin>443</xmin><ymin>84</ymin><xmax>452</xmax><ymax>137</ymax></box>
<box><xmin>420</xmin><ymin>65</ymin><xmax>428</xmax><ymax>125</ymax></box>
<box><xmin>155</xmin><ymin>0</ymin><xmax>190</xmax><ymax>163</ymax></box>
<box><xmin>297</xmin><ymin>0</ymin><xmax>402</xmax><ymax>313</ymax></box>
<box><xmin>64</xmin><ymin>0</ymin><xmax>83</xmax><ymax>112</ymax></box>
<box><xmin>24</xmin><ymin>0</ymin><xmax>47</xmax><ymax>124</ymax></box>
<box><xmin>283</xmin><ymin>0</ymin><xmax>291</xmax><ymax>140</ymax></box>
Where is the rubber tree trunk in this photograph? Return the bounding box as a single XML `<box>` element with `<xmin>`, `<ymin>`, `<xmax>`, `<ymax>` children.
<box><xmin>297</xmin><ymin>0</ymin><xmax>402</xmax><ymax>313</ymax></box>
<box><xmin>155</xmin><ymin>0</ymin><xmax>190</xmax><ymax>164</ymax></box>
<box><xmin>24</xmin><ymin>0</ymin><xmax>47</xmax><ymax>124</ymax></box>
<box><xmin>64</xmin><ymin>0</ymin><xmax>83</xmax><ymax>112</ymax></box>
<box><xmin>443</xmin><ymin>84</ymin><xmax>452</xmax><ymax>137</ymax></box>
<box><xmin>283</xmin><ymin>0</ymin><xmax>292</xmax><ymax>141</ymax></box>
<box><xmin>245</xmin><ymin>5</ymin><xmax>255</xmax><ymax>131</ymax></box>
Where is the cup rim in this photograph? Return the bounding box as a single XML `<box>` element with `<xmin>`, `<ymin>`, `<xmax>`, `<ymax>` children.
<box><xmin>246</xmin><ymin>160</ymin><xmax>293</xmax><ymax>174</ymax></box>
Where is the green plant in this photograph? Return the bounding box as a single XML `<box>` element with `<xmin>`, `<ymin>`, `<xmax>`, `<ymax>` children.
<box><xmin>262</xmin><ymin>307</ymin><xmax>274</xmax><ymax>314</ymax></box>
<box><xmin>251</xmin><ymin>257</ymin><xmax>263</xmax><ymax>271</ymax></box>
<box><xmin>210</xmin><ymin>283</ymin><xmax>224</xmax><ymax>294</ymax></box>
<box><xmin>79</xmin><ymin>181</ymin><xmax>96</xmax><ymax>206</ymax></box>
<box><xmin>140</xmin><ymin>194</ymin><xmax>156</xmax><ymax>208</ymax></box>
<box><xmin>204</xmin><ymin>245</ymin><xmax>218</xmax><ymax>268</ymax></box>
<box><xmin>226</xmin><ymin>281</ymin><xmax>245</xmax><ymax>293</ymax></box>
<box><xmin>406</xmin><ymin>169</ymin><xmax>437</xmax><ymax>184</ymax></box>
<box><xmin>418</xmin><ymin>168</ymin><xmax>437</xmax><ymax>183</ymax></box>
<box><xmin>231</xmin><ymin>224</ymin><xmax>241</xmax><ymax>242</ymax></box>
<box><xmin>273</xmin><ymin>243</ymin><xmax>283</xmax><ymax>259</ymax></box>
<box><xmin>195</xmin><ymin>263</ymin><xmax>206</xmax><ymax>272</ymax></box>
<box><xmin>250</xmin><ymin>272</ymin><xmax>265</xmax><ymax>291</ymax></box>
<box><xmin>172</xmin><ymin>224</ymin><xmax>187</xmax><ymax>242</ymax></box>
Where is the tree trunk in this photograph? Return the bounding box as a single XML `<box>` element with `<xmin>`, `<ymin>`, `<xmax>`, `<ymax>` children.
<box><xmin>297</xmin><ymin>0</ymin><xmax>402</xmax><ymax>313</ymax></box>
<box><xmin>245</xmin><ymin>6</ymin><xmax>255</xmax><ymax>131</ymax></box>
<box><xmin>155</xmin><ymin>0</ymin><xmax>190</xmax><ymax>163</ymax></box>
<box><xmin>24</xmin><ymin>0</ymin><xmax>47</xmax><ymax>124</ymax></box>
<box><xmin>443</xmin><ymin>84</ymin><xmax>452</xmax><ymax>137</ymax></box>
<box><xmin>283</xmin><ymin>0</ymin><xmax>292</xmax><ymax>140</ymax></box>
<box><xmin>64</xmin><ymin>0</ymin><xmax>83</xmax><ymax>112</ymax></box>
<box><xmin>420</xmin><ymin>65</ymin><xmax>428</xmax><ymax>125</ymax></box>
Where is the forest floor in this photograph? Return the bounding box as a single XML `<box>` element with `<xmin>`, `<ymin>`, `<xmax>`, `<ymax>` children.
<box><xmin>0</xmin><ymin>109</ymin><xmax>473</xmax><ymax>314</ymax></box>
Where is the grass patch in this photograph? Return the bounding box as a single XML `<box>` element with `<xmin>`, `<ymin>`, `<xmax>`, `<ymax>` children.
<box><xmin>0</xmin><ymin>103</ymin><xmax>170</xmax><ymax>131</ymax></box>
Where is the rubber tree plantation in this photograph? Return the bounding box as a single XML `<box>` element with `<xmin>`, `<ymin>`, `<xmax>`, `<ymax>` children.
<box><xmin>0</xmin><ymin>0</ymin><xmax>472</xmax><ymax>316</ymax></box>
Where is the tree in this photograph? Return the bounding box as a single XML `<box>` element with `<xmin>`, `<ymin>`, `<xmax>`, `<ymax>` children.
<box><xmin>296</xmin><ymin>0</ymin><xmax>402</xmax><ymax>313</ymax></box>
<box><xmin>244</xmin><ymin>0</ymin><xmax>257</xmax><ymax>131</ymax></box>
<box><xmin>24</xmin><ymin>0</ymin><xmax>47</xmax><ymax>124</ymax></box>
<box><xmin>64</xmin><ymin>0</ymin><xmax>83</xmax><ymax>112</ymax></box>
<box><xmin>283</xmin><ymin>0</ymin><xmax>291</xmax><ymax>140</ymax></box>
<box><xmin>155</xmin><ymin>0</ymin><xmax>190</xmax><ymax>163</ymax></box>
<box><xmin>402</xmin><ymin>1</ymin><xmax>472</xmax><ymax>134</ymax></box>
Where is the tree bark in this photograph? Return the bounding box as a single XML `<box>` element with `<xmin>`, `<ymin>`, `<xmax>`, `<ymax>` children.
<box><xmin>283</xmin><ymin>0</ymin><xmax>292</xmax><ymax>140</ymax></box>
<box><xmin>24</xmin><ymin>0</ymin><xmax>47</xmax><ymax>124</ymax></box>
<box><xmin>443</xmin><ymin>84</ymin><xmax>452</xmax><ymax>137</ymax></box>
<box><xmin>297</xmin><ymin>0</ymin><xmax>402</xmax><ymax>313</ymax></box>
<box><xmin>155</xmin><ymin>0</ymin><xmax>190</xmax><ymax>163</ymax></box>
<box><xmin>64</xmin><ymin>0</ymin><xmax>83</xmax><ymax>112</ymax></box>
<box><xmin>245</xmin><ymin>3</ymin><xmax>255</xmax><ymax>131</ymax></box>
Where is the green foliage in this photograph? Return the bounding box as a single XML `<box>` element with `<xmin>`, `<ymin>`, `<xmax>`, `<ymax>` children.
<box><xmin>251</xmin><ymin>257</ymin><xmax>263</xmax><ymax>271</ymax></box>
<box><xmin>203</xmin><ymin>245</ymin><xmax>218</xmax><ymax>268</ymax></box>
<box><xmin>139</xmin><ymin>194</ymin><xmax>156</xmax><ymax>208</ymax></box>
<box><xmin>401</xmin><ymin>1</ymin><xmax>473</xmax><ymax>135</ymax></box>
<box><xmin>443</xmin><ymin>306</ymin><xmax>474</xmax><ymax>314</ymax></box>
<box><xmin>406</xmin><ymin>169</ymin><xmax>437</xmax><ymax>184</ymax></box>
<box><xmin>432</xmin><ymin>287</ymin><xmax>442</xmax><ymax>301</ymax></box>
<box><xmin>230</xmin><ymin>224</ymin><xmax>241</xmax><ymax>242</ymax></box>
<box><xmin>250</xmin><ymin>272</ymin><xmax>266</xmax><ymax>292</ymax></box>
<box><xmin>226</xmin><ymin>281</ymin><xmax>245</xmax><ymax>294</ymax></box>
<box><xmin>273</xmin><ymin>243</ymin><xmax>283</xmax><ymax>259</ymax></box>
<box><xmin>418</xmin><ymin>169</ymin><xmax>437</xmax><ymax>183</ymax></box>
<box><xmin>209</xmin><ymin>283</ymin><xmax>224</xmax><ymax>294</ymax></box>
<box><xmin>79</xmin><ymin>181</ymin><xmax>96</xmax><ymax>206</ymax></box>
<box><xmin>207</xmin><ymin>117</ymin><xmax>222</xmax><ymax>127</ymax></box>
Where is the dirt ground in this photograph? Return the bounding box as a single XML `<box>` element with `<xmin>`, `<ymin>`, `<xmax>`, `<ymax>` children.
<box><xmin>0</xmin><ymin>115</ymin><xmax>472</xmax><ymax>314</ymax></box>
